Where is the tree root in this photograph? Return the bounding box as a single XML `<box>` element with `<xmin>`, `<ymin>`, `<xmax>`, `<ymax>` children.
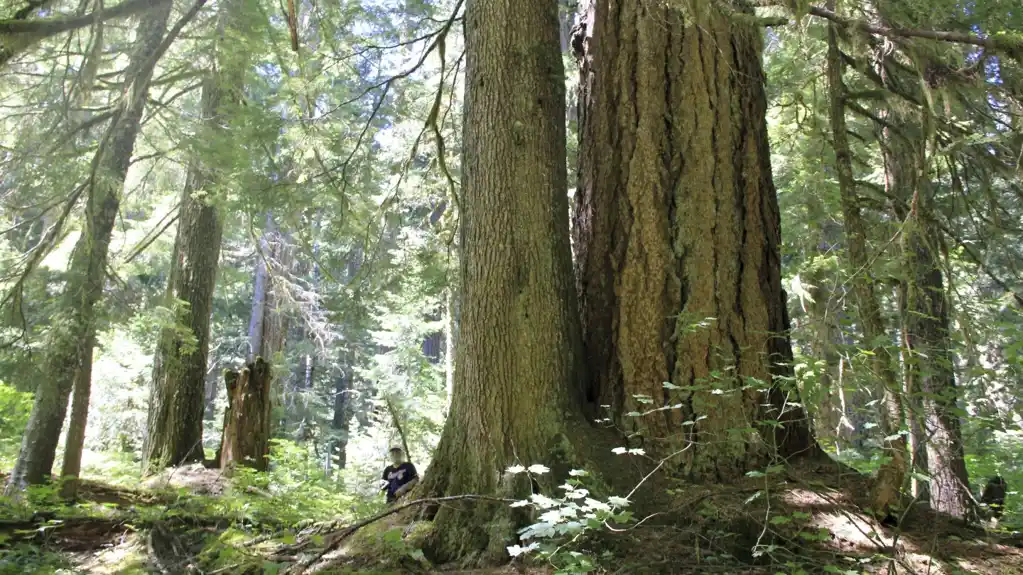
<box><xmin>278</xmin><ymin>494</ymin><xmax>514</xmax><ymax>574</ymax></box>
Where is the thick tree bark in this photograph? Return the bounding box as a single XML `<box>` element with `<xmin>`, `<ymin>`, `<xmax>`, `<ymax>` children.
<box><xmin>59</xmin><ymin>334</ymin><xmax>95</xmax><ymax>499</ymax></box>
<box><xmin>219</xmin><ymin>359</ymin><xmax>273</xmax><ymax>472</ymax></box>
<box><xmin>417</xmin><ymin>0</ymin><xmax>585</xmax><ymax>562</ymax></box>
<box><xmin>143</xmin><ymin>0</ymin><xmax>245</xmax><ymax>475</ymax></box>
<box><xmin>573</xmin><ymin>0</ymin><xmax>816</xmax><ymax>482</ymax></box>
<box><xmin>825</xmin><ymin>18</ymin><xmax>908</xmax><ymax>516</ymax></box>
<box><xmin>5</xmin><ymin>1</ymin><xmax>171</xmax><ymax>493</ymax></box>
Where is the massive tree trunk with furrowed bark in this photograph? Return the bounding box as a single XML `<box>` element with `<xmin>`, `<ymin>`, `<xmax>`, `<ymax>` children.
<box><xmin>571</xmin><ymin>0</ymin><xmax>816</xmax><ymax>481</ymax></box>
<box><xmin>417</xmin><ymin>0</ymin><xmax>585</xmax><ymax>563</ymax></box>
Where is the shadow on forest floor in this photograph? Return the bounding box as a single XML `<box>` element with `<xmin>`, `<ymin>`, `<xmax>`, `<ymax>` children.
<box><xmin>2</xmin><ymin>459</ymin><xmax>1023</xmax><ymax>574</ymax></box>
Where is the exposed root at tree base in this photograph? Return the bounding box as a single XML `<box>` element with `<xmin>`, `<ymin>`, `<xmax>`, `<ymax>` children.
<box><xmin>281</xmin><ymin>458</ymin><xmax>1023</xmax><ymax>574</ymax></box>
<box><xmin>6</xmin><ymin>459</ymin><xmax>1023</xmax><ymax>574</ymax></box>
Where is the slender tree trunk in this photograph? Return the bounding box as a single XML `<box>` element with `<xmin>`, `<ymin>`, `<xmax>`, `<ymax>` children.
<box><xmin>143</xmin><ymin>0</ymin><xmax>245</xmax><ymax>474</ymax></box>
<box><xmin>572</xmin><ymin>0</ymin><xmax>816</xmax><ymax>481</ymax></box>
<box><xmin>57</xmin><ymin>6</ymin><xmax>107</xmax><ymax>498</ymax></box>
<box><xmin>59</xmin><ymin>334</ymin><xmax>94</xmax><ymax>498</ymax></box>
<box><xmin>443</xmin><ymin>286</ymin><xmax>455</xmax><ymax>414</ymax></box>
<box><xmin>883</xmin><ymin>117</ymin><xmax>976</xmax><ymax>521</ymax></box>
<box><xmin>417</xmin><ymin>0</ymin><xmax>585</xmax><ymax>562</ymax></box>
<box><xmin>5</xmin><ymin>0</ymin><xmax>172</xmax><ymax>493</ymax></box>
<box><xmin>331</xmin><ymin>367</ymin><xmax>353</xmax><ymax>470</ymax></box>
<box><xmin>248</xmin><ymin>214</ymin><xmax>291</xmax><ymax>361</ymax></box>
<box><xmin>825</xmin><ymin>18</ymin><xmax>908</xmax><ymax>516</ymax></box>
<box><xmin>897</xmin><ymin>279</ymin><xmax>929</xmax><ymax>498</ymax></box>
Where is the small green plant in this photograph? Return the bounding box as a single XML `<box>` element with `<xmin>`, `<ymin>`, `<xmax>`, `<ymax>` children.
<box><xmin>503</xmin><ymin>464</ymin><xmax>634</xmax><ymax>574</ymax></box>
<box><xmin>0</xmin><ymin>380</ymin><xmax>32</xmax><ymax>467</ymax></box>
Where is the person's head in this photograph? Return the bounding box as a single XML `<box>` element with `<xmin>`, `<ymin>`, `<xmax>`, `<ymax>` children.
<box><xmin>389</xmin><ymin>447</ymin><xmax>405</xmax><ymax>465</ymax></box>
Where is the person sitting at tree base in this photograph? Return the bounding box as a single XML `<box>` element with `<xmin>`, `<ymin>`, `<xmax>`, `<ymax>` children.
<box><xmin>381</xmin><ymin>447</ymin><xmax>418</xmax><ymax>504</ymax></box>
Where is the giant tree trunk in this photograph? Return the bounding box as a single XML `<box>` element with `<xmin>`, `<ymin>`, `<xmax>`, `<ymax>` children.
<box><xmin>219</xmin><ymin>359</ymin><xmax>273</xmax><ymax>472</ymax></box>
<box><xmin>572</xmin><ymin>0</ymin><xmax>815</xmax><ymax>481</ymax></box>
<box><xmin>5</xmin><ymin>1</ymin><xmax>172</xmax><ymax>493</ymax></box>
<box><xmin>825</xmin><ymin>18</ymin><xmax>908</xmax><ymax>516</ymax></box>
<box><xmin>143</xmin><ymin>0</ymin><xmax>245</xmax><ymax>475</ymax></box>
<box><xmin>417</xmin><ymin>0</ymin><xmax>584</xmax><ymax>562</ymax></box>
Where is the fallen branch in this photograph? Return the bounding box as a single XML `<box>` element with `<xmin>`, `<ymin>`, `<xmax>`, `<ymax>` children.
<box><xmin>285</xmin><ymin>494</ymin><xmax>515</xmax><ymax>573</ymax></box>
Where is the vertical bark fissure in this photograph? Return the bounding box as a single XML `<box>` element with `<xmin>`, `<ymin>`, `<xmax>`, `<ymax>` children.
<box><xmin>574</xmin><ymin>0</ymin><xmax>816</xmax><ymax>482</ymax></box>
<box><xmin>419</xmin><ymin>0</ymin><xmax>584</xmax><ymax>562</ymax></box>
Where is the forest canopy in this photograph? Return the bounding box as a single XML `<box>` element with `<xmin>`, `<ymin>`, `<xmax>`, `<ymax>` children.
<box><xmin>1</xmin><ymin>0</ymin><xmax>1022</xmax><ymax>573</ymax></box>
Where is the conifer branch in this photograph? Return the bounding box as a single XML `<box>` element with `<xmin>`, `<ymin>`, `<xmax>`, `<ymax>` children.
<box><xmin>754</xmin><ymin>1</ymin><xmax>1023</xmax><ymax>57</ymax></box>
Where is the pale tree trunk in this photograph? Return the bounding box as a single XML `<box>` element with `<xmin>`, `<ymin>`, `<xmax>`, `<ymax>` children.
<box><xmin>443</xmin><ymin>286</ymin><xmax>455</xmax><ymax>413</ymax></box>
<box><xmin>417</xmin><ymin>0</ymin><xmax>585</xmax><ymax>562</ymax></box>
<box><xmin>572</xmin><ymin>0</ymin><xmax>816</xmax><ymax>481</ymax></box>
<box><xmin>59</xmin><ymin>334</ymin><xmax>94</xmax><ymax>498</ymax></box>
<box><xmin>825</xmin><ymin>19</ymin><xmax>908</xmax><ymax>517</ymax></box>
<box><xmin>248</xmin><ymin>213</ymin><xmax>291</xmax><ymax>361</ymax></box>
<box><xmin>5</xmin><ymin>0</ymin><xmax>172</xmax><ymax>493</ymax></box>
<box><xmin>143</xmin><ymin>0</ymin><xmax>246</xmax><ymax>475</ymax></box>
<box><xmin>331</xmin><ymin>367</ymin><xmax>353</xmax><ymax>471</ymax></box>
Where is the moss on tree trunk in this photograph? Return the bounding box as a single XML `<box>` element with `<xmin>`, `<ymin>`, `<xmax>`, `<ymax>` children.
<box><xmin>572</xmin><ymin>0</ymin><xmax>816</xmax><ymax>482</ymax></box>
<box><xmin>416</xmin><ymin>0</ymin><xmax>585</xmax><ymax>562</ymax></box>
<box><xmin>825</xmin><ymin>17</ymin><xmax>908</xmax><ymax>516</ymax></box>
<box><xmin>143</xmin><ymin>0</ymin><xmax>245</xmax><ymax>476</ymax></box>
<box><xmin>5</xmin><ymin>1</ymin><xmax>171</xmax><ymax>493</ymax></box>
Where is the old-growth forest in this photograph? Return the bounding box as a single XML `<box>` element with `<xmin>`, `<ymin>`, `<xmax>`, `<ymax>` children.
<box><xmin>1</xmin><ymin>0</ymin><xmax>1023</xmax><ymax>573</ymax></box>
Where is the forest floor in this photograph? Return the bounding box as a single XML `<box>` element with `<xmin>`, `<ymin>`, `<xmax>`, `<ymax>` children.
<box><xmin>2</xmin><ymin>458</ymin><xmax>1023</xmax><ymax>575</ymax></box>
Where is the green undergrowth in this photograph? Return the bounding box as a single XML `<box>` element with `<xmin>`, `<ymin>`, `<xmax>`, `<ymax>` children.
<box><xmin>0</xmin><ymin>440</ymin><xmax>387</xmax><ymax>574</ymax></box>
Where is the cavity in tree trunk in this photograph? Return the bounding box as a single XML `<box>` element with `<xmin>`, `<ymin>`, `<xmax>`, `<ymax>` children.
<box><xmin>144</xmin><ymin>0</ymin><xmax>247</xmax><ymax>474</ymax></box>
<box><xmin>825</xmin><ymin>19</ymin><xmax>907</xmax><ymax>516</ymax></box>
<box><xmin>572</xmin><ymin>0</ymin><xmax>816</xmax><ymax>481</ymax></box>
<box><xmin>219</xmin><ymin>358</ymin><xmax>273</xmax><ymax>472</ymax></box>
<box><xmin>5</xmin><ymin>0</ymin><xmax>171</xmax><ymax>493</ymax></box>
<box><xmin>416</xmin><ymin>0</ymin><xmax>584</xmax><ymax>562</ymax></box>
<box><xmin>59</xmin><ymin>334</ymin><xmax>95</xmax><ymax>499</ymax></box>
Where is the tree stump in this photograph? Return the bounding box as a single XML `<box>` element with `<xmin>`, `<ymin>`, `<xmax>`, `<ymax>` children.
<box><xmin>218</xmin><ymin>358</ymin><xmax>272</xmax><ymax>473</ymax></box>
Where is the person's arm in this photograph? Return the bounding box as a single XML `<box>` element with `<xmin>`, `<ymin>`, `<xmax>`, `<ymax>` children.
<box><xmin>393</xmin><ymin>464</ymin><xmax>419</xmax><ymax>497</ymax></box>
<box><xmin>380</xmin><ymin>468</ymin><xmax>389</xmax><ymax>493</ymax></box>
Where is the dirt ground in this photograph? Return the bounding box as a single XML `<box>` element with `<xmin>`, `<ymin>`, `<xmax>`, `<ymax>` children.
<box><xmin>2</xmin><ymin>460</ymin><xmax>1023</xmax><ymax>574</ymax></box>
